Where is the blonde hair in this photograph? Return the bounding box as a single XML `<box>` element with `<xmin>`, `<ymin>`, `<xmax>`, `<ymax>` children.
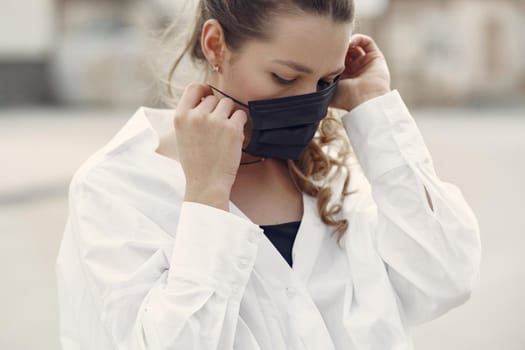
<box><xmin>156</xmin><ymin>0</ymin><xmax>358</xmax><ymax>246</ymax></box>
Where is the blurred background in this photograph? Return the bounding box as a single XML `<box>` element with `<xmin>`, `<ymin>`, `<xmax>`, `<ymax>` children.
<box><xmin>1</xmin><ymin>0</ymin><xmax>524</xmax><ymax>349</ymax></box>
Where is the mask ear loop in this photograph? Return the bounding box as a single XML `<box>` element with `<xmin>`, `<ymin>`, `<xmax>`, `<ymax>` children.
<box><xmin>207</xmin><ymin>85</ymin><xmax>249</xmax><ymax>108</ymax></box>
<box><xmin>207</xmin><ymin>84</ymin><xmax>252</xmax><ymax>154</ymax></box>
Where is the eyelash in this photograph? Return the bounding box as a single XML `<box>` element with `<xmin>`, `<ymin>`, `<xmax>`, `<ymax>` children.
<box><xmin>272</xmin><ymin>73</ymin><xmax>295</xmax><ymax>85</ymax></box>
<box><xmin>272</xmin><ymin>73</ymin><xmax>332</xmax><ymax>88</ymax></box>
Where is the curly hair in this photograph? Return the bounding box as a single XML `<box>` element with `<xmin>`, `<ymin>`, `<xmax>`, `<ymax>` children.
<box><xmin>156</xmin><ymin>0</ymin><xmax>359</xmax><ymax>246</ymax></box>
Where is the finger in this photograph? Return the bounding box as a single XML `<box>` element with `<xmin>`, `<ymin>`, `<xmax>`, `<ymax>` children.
<box><xmin>211</xmin><ymin>97</ymin><xmax>237</xmax><ymax>119</ymax></box>
<box><xmin>346</xmin><ymin>54</ymin><xmax>376</xmax><ymax>78</ymax></box>
<box><xmin>193</xmin><ymin>94</ymin><xmax>220</xmax><ymax>114</ymax></box>
<box><xmin>177</xmin><ymin>83</ymin><xmax>213</xmax><ymax>113</ymax></box>
<box><xmin>229</xmin><ymin>109</ymin><xmax>248</xmax><ymax>129</ymax></box>
<box><xmin>347</xmin><ymin>45</ymin><xmax>365</xmax><ymax>59</ymax></box>
<box><xmin>345</xmin><ymin>46</ymin><xmax>366</xmax><ymax>67</ymax></box>
<box><xmin>349</xmin><ymin>34</ymin><xmax>381</xmax><ymax>55</ymax></box>
<box><xmin>348</xmin><ymin>52</ymin><xmax>370</xmax><ymax>68</ymax></box>
<box><xmin>342</xmin><ymin>49</ymin><xmax>367</xmax><ymax>78</ymax></box>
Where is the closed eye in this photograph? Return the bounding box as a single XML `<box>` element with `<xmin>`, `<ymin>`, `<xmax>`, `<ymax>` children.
<box><xmin>272</xmin><ymin>73</ymin><xmax>341</xmax><ymax>88</ymax></box>
<box><xmin>272</xmin><ymin>73</ymin><xmax>296</xmax><ymax>85</ymax></box>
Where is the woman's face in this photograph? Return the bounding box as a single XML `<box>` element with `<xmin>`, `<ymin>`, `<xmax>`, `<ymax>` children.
<box><xmin>206</xmin><ymin>12</ymin><xmax>353</xmax><ymax>149</ymax></box>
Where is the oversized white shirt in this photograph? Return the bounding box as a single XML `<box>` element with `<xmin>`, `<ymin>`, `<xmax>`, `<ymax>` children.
<box><xmin>56</xmin><ymin>90</ymin><xmax>481</xmax><ymax>350</ymax></box>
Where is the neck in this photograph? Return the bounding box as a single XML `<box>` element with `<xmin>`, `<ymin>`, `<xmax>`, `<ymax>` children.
<box><xmin>234</xmin><ymin>158</ymin><xmax>287</xmax><ymax>193</ymax></box>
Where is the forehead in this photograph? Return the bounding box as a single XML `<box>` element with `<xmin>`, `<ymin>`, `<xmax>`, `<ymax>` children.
<box><xmin>242</xmin><ymin>13</ymin><xmax>352</xmax><ymax>71</ymax></box>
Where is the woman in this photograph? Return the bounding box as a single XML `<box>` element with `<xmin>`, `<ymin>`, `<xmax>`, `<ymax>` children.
<box><xmin>56</xmin><ymin>0</ymin><xmax>481</xmax><ymax>349</ymax></box>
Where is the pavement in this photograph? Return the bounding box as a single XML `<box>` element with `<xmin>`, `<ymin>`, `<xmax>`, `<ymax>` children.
<box><xmin>0</xmin><ymin>105</ymin><xmax>524</xmax><ymax>350</ymax></box>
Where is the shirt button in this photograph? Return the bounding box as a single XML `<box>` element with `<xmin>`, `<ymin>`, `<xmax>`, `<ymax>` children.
<box><xmin>286</xmin><ymin>286</ymin><xmax>297</xmax><ymax>298</ymax></box>
<box><xmin>232</xmin><ymin>282</ymin><xmax>240</xmax><ymax>294</ymax></box>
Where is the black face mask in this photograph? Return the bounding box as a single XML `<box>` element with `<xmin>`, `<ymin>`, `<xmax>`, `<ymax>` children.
<box><xmin>208</xmin><ymin>75</ymin><xmax>340</xmax><ymax>160</ymax></box>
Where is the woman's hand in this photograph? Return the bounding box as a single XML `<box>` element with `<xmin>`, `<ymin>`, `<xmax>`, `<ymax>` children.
<box><xmin>330</xmin><ymin>34</ymin><xmax>392</xmax><ymax>112</ymax></box>
<box><xmin>174</xmin><ymin>83</ymin><xmax>247</xmax><ymax>211</ymax></box>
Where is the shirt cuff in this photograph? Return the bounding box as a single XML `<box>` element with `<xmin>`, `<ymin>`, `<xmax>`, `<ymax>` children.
<box><xmin>340</xmin><ymin>89</ymin><xmax>433</xmax><ymax>182</ymax></box>
<box><xmin>168</xmin><ymin>201</ymin><xmax>263</xmax><ymax>297</ymax></box>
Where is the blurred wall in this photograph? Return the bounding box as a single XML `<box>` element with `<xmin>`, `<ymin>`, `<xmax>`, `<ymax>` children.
<box><xmin>0</xmin><ymin>0</ymin><xmax>56</xmax><ymax>105</ymax></box>
<box><xmin>358</xmin><ymin>0</ymin><xmax>525</xmax><ymax>107</ymax></box>
<box><xmin>1</xmin><ymin>0</ymin><xmax>524</xmax><ymax>108</ymax></box>
<box><xmin>0</xmin><ymin>0</ymin><xmax>55</xmax><ymax>59</ymax></box>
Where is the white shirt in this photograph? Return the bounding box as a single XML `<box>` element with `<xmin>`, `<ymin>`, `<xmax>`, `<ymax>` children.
<box><xmin>56</xmin><ymin>90</ymin><xmax>481</xmax><ymax>350</ymax></box>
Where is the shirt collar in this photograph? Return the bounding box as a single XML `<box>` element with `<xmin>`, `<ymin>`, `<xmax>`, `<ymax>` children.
<box><xmin>104</xmin><ymin>106</ymin><xmax>174</xmax><ymax>156</ymax></box>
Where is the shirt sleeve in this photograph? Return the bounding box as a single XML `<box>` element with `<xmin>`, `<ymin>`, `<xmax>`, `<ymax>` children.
<box><xmin>340</xmin><ymin>90</ymin><xmax>482</xmax><ymax>327</ymax></box>
<box><xmin>67</xmin><ymin>171</ymin><xmax>263</xmax><ymax>349</ymax></box>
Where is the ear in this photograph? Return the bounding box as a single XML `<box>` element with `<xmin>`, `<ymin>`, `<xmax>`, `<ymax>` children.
<box><xmin>201</xmin><ymin>19</ymin><xmax>227</xmax><ymax>68</ymax></box>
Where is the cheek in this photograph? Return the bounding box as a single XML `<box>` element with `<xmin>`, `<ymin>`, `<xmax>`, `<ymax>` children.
<box><xmin>227</xmin><ymin>66</ymin><xmax>275</xmax><ymax>102</ymax></box>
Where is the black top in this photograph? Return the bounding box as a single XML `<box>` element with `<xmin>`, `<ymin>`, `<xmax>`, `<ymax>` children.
<box><xmin>259</xmin><ymin>220</ymin><xmax>301</xmax><ymax>268</ymax></box>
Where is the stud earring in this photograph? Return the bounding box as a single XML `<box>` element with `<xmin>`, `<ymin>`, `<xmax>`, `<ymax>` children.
<box><xmin>211</xmin><ymin>64</ymin><xmax>220</xmax><ymax>73</ymax></box>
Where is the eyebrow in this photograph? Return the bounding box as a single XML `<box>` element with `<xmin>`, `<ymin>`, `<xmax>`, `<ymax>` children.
<box><xmin>272</xmin><ymin>59</ymin><xmax>345</xmax><ymax>76</ymax></box>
